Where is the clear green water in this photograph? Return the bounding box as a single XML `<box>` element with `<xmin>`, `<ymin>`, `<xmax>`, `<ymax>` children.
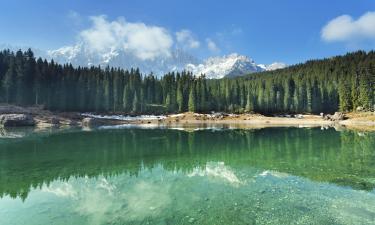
<box><xmin>0</xmin><ymin>127</ymin><xmax>375</xmax><ymax>225</ymax></box>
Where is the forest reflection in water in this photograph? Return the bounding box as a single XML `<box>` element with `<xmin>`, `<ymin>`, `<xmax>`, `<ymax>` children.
<box><xmin>0</xmin><ymin>127</ymin><xmax>374</xmax><ymax>200</ymax></box>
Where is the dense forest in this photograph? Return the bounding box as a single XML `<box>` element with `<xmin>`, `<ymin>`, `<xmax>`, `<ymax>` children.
<box><xmin>0</xmin><ymin>49</ymin><xmax>374</xmax><ymax>114</ymax></box>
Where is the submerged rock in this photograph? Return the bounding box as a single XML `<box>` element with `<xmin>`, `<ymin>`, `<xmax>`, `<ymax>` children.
<box><xmin>0</xmin><ymin>114</ymin><xmax>35</xmax><ymax>127</ymax></box>
<box><xmin>188</xmin><ymin>217</ymin><xmax>195</xmax><ymax>223</ymax></box>
<box><xmin>0</xmin><ymin>128</ymin><xmax>26</xmax><ymax>138</ymax></box>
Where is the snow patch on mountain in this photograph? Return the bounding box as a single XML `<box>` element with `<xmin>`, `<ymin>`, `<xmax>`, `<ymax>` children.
<box><xmin>48</xmin><ymin>45</ymin><xmax>81</xmax><ymax>61</ymax></box>
<box><xmin>186</xmin><ymin>53</ymin><xmax>265</xmax><ymax>79</ymax></box>
<box><xmin>258</xmin><ymin>62</ymin><xmax>287</xmax><ymax>71</ymax></box>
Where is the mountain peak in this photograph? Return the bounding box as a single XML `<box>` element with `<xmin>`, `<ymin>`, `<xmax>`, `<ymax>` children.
<box><xmin>188</xmin><ymin>53</ymin><xmax>263</xmax><ymax>79</ymax></box>
<box><xmin>2</xmin><ymin>43</ymin><xmax>286</xmax><ymax>78</ymax></box>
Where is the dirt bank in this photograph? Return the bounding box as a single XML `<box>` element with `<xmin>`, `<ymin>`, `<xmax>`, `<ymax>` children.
<box><xmin>1</xmin><ymin>104</ymin><xmax>374</xmax><ymax>131</ymax></box>
<box><xmin>130</xmin><ymin>112</ymin><xmax>375</xmax><ymax>131</ymax></box>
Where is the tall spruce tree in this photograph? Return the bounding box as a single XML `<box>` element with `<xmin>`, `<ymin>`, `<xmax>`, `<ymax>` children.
<box><xmin>188</xmin><ymin>85</ymin><xmax>196</xmax><ymax>112</ymax></box>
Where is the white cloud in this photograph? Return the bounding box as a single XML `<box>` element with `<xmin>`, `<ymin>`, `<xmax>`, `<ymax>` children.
<box><xmin>321</xmin><ymin>12</ymin><xmax>375</xmax><ymax>43</ymax></box>
<box><xmin>79</xmin><ymin>15</ymin><xmax>174</xmax><ymax>60</ymax></box>
<box><xmin>206</xmin><ymin>38</ymin><xmax>220</xmax><ymax>52</ymax></box>
<box><xmin>176</xmin><ymin>29</ymin><xmax>200</xmax><ymax>49</ymax></box>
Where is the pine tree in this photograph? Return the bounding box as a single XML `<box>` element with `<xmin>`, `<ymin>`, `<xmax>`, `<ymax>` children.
<box><xmin>358</xmin><ymin>69</ymin><xmax>373</xmax><ymax>110</ymax></box>
<box><xmin>165</xmin><ymin>93</ymin><xmax>172</xmax><ymax>112</ymax></box>
<box><xmin>123</xmin><ymin>84</ymin><xmax>132</xmax><ymax>111</ymax></box>
<box><xmin>33</xmin><ymin>58</ymin><xmax>44</xmax><ymax>105</ymax></box>
<box><xmin>188</xmin><ymin>85</ymin><xmax>196</xmax><ymax>112</ymax></box>
<box><xmin>14</xmin><ymin>50</ymin><xmax>25</xmax><ymax>104</ymax></box>
<box><xmin>112</xmin><ymin>71</ymin><xmax>120</xmax><ymax>112</ymax></box>
<box><xmin>132</xmin><ymin>91</ymin><xmax>139</xmax><ymax>113</ymax></box>
<box><xmin>2</xmin><ymin>58</ymin><xmax>16</xmax><ymax>103</ymax></box>
<box><xmin>338</xmin><ymin>75</ymin><xmax>352</xmax><ymax>111</ymax></box>
<box><xmin>176</xmin><ymin>82</ymin><xmax>184</xmax><ymax>112</ymax></box>
<box><xmin>199</xmin><ymin>77</ymin><xmax>207</xmax><ymax>112</ymax></box>
<box><xmin>245</xmin><ymin>89</ymin><xmax>253</xmax><ymax>112</ymax></box>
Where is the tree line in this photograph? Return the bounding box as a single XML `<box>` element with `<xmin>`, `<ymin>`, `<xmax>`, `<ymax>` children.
<box><xmin>0</xmin><ymin>49</ymin><xmax>374</xmax><ymax>114</ymax></box>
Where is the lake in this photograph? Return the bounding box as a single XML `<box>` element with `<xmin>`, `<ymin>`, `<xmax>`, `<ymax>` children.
<box><xmin>0</xmin><ymin>126</ymin><xmax>375</xmax><ymax>225</ymax></box>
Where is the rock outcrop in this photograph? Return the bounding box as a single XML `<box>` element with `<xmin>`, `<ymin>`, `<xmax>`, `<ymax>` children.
<box><xmin>324</xmin><ymin>112</ymin><xmax>346</xmax><ymax>121</ymax></box>
<box><xmin>0</xmin><ymin>114</ymin><xmax>35</xmax><ymax>127</ymax></box>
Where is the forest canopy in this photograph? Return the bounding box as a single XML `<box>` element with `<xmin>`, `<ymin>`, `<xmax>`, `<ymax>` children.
<box><xmin>0</xmin><ymin>49</ymin><xmax>374</xmax><ymax>114</ymax></box>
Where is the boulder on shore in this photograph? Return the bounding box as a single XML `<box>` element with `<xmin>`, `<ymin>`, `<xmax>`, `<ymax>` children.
<box><xmin>333</xmin><ymin>112</ymin><xmax>345</xmax><ymax>120</ymax></box>
<box><xmin>0</xmin><ymin>114</ymin><xmax>35</xmax><ymax>127</ymax></box>
<box><xmin>356</xmin><ymin>106</ymin><xmax>364</xmax><ymax>112</ymax></box>
<box><xmin>323</xmin><ymin>112</ymin><xmax>346</xmax><ymax>121</ymax></box>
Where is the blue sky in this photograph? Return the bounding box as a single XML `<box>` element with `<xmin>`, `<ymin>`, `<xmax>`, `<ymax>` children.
<box><xmin>0</xmin><ymin>0</ymin><xmax>374</xmax><ymax>64</ymax></box>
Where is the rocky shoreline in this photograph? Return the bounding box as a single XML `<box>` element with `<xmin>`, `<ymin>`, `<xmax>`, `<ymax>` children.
<box><xmin>0</xmin><ymin>104</ymin><xmax>374</xmax><ymax>131</ymax></box>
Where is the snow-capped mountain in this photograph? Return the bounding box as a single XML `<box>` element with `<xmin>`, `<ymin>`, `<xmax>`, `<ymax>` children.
<box><xmin>185</xmin><ymin>53</ymin><xmax>265</xmax><ymax>79</ymax></box>
<box><xmin>0</xmin><ymin>43</ymin><xmax>287</xmax><ymax>78</ymax></box>
<box><xmin>48</xmin><ymin>44</ymin><xmax>200</xmax><ymax>75</ymax></box>
<box><xmin>48</xmin><ymin>46</ymin><xmax>287</xmax><ymax>78</ymax></box>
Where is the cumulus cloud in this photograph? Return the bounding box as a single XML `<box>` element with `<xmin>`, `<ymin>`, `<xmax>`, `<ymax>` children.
<box><xmin>206</xmin><ymin>38</ymin><xmax>220</xmax><ymax>52</ymax></box>
<box><xmin>176</xmin><ymin>29</ymin><xmax>200</xmax><ymax>49</ymax></box>
<box><xmin>321</xmin><ymin>12</ymin><xmax>375</xmax><ymax>43</ymax></box>
<box><xmin>79</xmin><ymin>15</ymin><xmax>174</xmax><ymax>60</ymax></box>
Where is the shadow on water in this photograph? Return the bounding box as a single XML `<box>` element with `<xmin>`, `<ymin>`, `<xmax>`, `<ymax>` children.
<box><xmin>0</xmin><ymin>127</ymin><xmax>374</xmax><ymax>200</ymax></box>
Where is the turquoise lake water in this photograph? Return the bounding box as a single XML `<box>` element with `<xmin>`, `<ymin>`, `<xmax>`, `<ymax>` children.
<box><xmin>0</xmin><ymin>127</ymin><xmax>374</xmax><ymax>224</ymax></box>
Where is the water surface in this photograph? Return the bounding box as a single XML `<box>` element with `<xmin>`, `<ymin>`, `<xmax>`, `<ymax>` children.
<box><xmin>0</xmin><ymin>127</ymin><xmax>375</xmax><ymax>224</ymax></box>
